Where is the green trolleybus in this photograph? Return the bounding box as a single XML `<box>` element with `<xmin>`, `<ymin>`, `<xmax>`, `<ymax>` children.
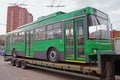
<box><xmin>5</xmin><ymin>7</ymin><xmax>112</xmax><ymax>63</ymax></box>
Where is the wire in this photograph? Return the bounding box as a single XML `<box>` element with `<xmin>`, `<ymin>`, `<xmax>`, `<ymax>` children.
<box><xmin>57</xmin><ymin>0</ymin><xmax>62</xmax><ymax>6</ymax></box>
<box><xmin>9</xmin><ymin>0</ymin><xmax>28</xmax><ymax>6</ymax></box>
<box><xmin>51</xmin><ymin>0</ymin><xmax>55</xmax><ymax>6</ymax></box>
<box><xmin>21</xmin><ymin>0</ymin><xmax>28</xmax><ymax>4</ymax></box>
<box><xmin>15</xmin><ymin>0</ymin><xmax>20</xmax><ymax>4</ymax></box>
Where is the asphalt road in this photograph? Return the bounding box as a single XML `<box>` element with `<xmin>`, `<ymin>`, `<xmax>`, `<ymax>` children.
<box><xmin>0</xmin><ymin>56</ymin><xmax>94</xmax><ymax>80</ymax></box>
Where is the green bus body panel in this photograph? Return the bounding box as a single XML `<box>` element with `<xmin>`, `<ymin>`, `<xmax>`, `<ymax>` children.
<box><xmin>33</xmin><ymin>39</ymin><xmax>64</xmax><ymax>51</ymax></box>
<box><xmin>85</xmin><ymin>40</ymin><xmax>112</xmax><ymax>55</ymax></box>
<box><xmin>11</xmin><ymin>42</ymin><xmax>25</xmax><ymax>51</ymax></box>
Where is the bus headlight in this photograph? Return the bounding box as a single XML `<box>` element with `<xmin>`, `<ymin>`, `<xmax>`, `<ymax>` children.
<box><xmin>93</xmin><ymin>49</ymin><xmax>97</xmax><ymax>53</ymax></box>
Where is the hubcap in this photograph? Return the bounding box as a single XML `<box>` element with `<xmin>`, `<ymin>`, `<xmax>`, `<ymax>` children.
<box><xmin>50</xmin><ymin>51</ymin><xmax>57</xmax><ymax>62</ymax></box>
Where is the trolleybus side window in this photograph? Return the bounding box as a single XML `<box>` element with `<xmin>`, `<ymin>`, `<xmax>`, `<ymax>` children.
<box><xmin>53</xmin><ymin>22</ymin><xmax>62</xmax><ymax>38</ymax></box>
<box><xmin>7</xmin><ymin>36</ymin><xmax>11</xmax><ymax>45</ymax></box>
<box><xmin>34</xmin><ymin>28</ymin><xmax>40</xmax><ymax>40</ymax></box>
<box><xmin>30</xmin><ymin>30</ymin><xmax>34</xmax><ymax>47</ymax></box>
<box><xmin>77</xmin><ymin>20</ymin><xmax>84</xmax><ymax>45</ymax></box>
<box><xmin>39</xmin><ymin>27</ymin><xmax>45</xmax><ymax>40</ymax></box>
<box><xmin>12</xmin><ymin>34</ymin><xmax>15</xmax><ymax>43</ymax></box>
<box><xmin>18</xmin><ymin>32</ymin><xmax>25</xmax><ymax>42</ymax></box>
<box><xmin>34</xmin><ymin>22</ymin><xmax>62</xmax><ymax>40</ymax></box>
<box><xmin>12</xmin><ymin>33</ymin><xmax>18</xmax><ymax>42</ymax></box>
<box><xmin>46</xmin><ymin>24</ymin><xmax>54</xmax><ymax>39</ymax></box>
<box><xmin>46</xmin><ymin>22</ymin><xmax>62</xmax><ymax>39</ymax></box>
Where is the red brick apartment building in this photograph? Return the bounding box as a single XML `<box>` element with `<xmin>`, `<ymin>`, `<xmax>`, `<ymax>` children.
<box><xmin>6</xmin><ymin>5</ymin><xmax>33</xmax><ymax>32</ymax></box>
<box><xmin>110</xmin><ymin>30</ymin><xmax>120</xmax><ymax>38</ymax></box>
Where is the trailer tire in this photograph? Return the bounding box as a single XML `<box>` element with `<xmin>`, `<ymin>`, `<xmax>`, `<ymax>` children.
<box><xmin>48</xmin><ymin>48</ymin><xmax>59</xmax><ymax>62</ymax></box>
<box><xmin>11</xmin><ymin>59</ymin><xmax>15</xmax><ymax>66</ymax></box>
<box><xmin>21</xmin><ymin>61</ymin><xmax>27</xmax><ymax>69</ymax></box>
<box><xmin>15</xmin><ymin>60</ymin><xmax>21</xmax><ymax>67</ymax></box>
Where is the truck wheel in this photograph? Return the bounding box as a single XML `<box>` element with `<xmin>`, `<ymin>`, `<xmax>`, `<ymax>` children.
<box><xmin>15</xmin><ymin>60</ymin><xmax>21</xmax><ymax>67</ymax></box>
<box><xmin>11</xmin><ymin>59</ymin><xmax>15</xmax><ymax>66</ymax></box>
<box><xmin>48</xmin><ymin>48</ymin><xmax>59</xmax><ymax>62</ymax></box>
<box><xmin>21</xmin><ymin>61</ymin><xmax>27</xmax><ymax>69</ymax></box>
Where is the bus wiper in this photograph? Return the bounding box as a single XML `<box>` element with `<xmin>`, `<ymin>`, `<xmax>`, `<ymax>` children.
<box><xmin>95</xmin><ymin>15</ymin><xmax>100</xmax><ymax>25</ymax></box>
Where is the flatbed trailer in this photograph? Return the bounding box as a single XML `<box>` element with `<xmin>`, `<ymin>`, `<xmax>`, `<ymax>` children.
<box><xmin>5</xmin><ymin>54</ymin><xmax>120</xmax><ymax>80</ymax></box>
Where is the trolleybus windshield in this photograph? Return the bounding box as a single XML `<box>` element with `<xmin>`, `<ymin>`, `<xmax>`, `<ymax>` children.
<box><xmin>88</xmin><ymin>15</ymin><xmax>111</xmax><ymax>40</ymax></box>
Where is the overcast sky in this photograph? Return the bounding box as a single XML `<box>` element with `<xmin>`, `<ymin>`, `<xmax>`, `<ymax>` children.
<box><xmin>0</xmin><ymin>0</ymin><xmax>120</xmax><ymax>35</ymax></box>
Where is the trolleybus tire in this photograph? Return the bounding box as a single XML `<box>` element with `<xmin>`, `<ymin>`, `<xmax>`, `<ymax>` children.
<box><xmin>48</xmin><ymin>48</ymin><xmax>59</xmax><ymax>62</ymax></box>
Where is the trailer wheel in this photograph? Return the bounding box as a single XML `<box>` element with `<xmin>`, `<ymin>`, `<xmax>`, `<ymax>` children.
<box><xmin>21</xmin><ymin>61</ymin><xmax>27</xmax><ymax>69</ymax></box>
<box><xmin>15</xmin><ymin>60</ymin><xmax>21</xmax><ymax>67</ymax></box>
<box><xmin>11</xmin><ymin>59</ymin><xmax>15</xmax><ymax>66</ymax></box>
<box><xmin>48</xmin><ymin>48</ymin><xmax>59</xmax><ymax>62</ymax></box>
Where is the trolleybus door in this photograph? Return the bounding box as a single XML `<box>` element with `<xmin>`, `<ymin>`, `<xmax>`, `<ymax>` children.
<box><xmin>25</xmin><ymin>31</ymin><xmax>33</xmax><ymax>57</ymax></box>
<box><xmin>25</xmin><ymin>31</ymin><xmax>30</xmax><ymax>56</ymax></box>
<box><xmin>75</xmin><ymin>17</ymin><xmax>85</xmax><ymax>60</ymax></box>
<box><xmin>29</xmin><ymin>30</ymin><xmax>33</xmax><ymax>56</ymax></box>
<box><xmin>64</xmin><ymin>20</ymin><xmax>75</xmax><ymax>60</ymax></box>
<box><xmin>64</xmin><ymin>17</ymin><xmax>85</xmax><ymax>60</ymax></box>
<box><xmin>6</xmin><ymin>36</ymin><xmax>11</xmax><ymax>55</ymax></box>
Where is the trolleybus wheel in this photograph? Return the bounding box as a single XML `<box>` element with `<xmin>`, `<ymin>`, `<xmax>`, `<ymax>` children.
<box><xmin>48</xmin><ymin>48</ymin><xmax>59</xmax><ymax>62</ymax></box>
<box><xmin>21</xmin><ymin>61</ymin><xmax>27</xmax><ymax>69</ymax></box>
<box><xmin>15</xmin><ymin>59</ymin><xmax>21</xmax><ymax>67</ymax></box>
